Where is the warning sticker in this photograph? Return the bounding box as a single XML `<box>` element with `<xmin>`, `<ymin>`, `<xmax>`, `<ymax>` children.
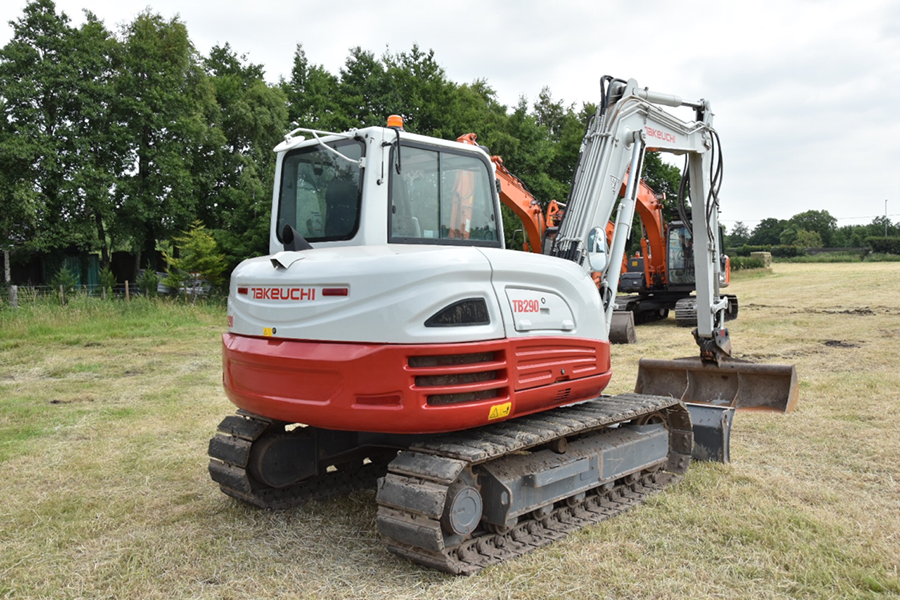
<box><xmin>263</xmin><ymin>327</ymin><xmax>274</xmax><ymax>337</ymax></box>
<box><xmin>488</xmin><ymin>402</ymin><xmax>512</xmax><ymax>421</ymax></box>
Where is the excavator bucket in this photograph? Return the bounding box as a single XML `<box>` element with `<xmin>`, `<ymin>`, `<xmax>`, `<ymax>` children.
<box><xmin>635</xmin><ymin>357</ymin><xmax>799</xmax><ymax>462</ymax></box>
<box><xmin>609</xmin><ymin>310</ymin><xmax>637</xmax><ymax>344</ymax></box>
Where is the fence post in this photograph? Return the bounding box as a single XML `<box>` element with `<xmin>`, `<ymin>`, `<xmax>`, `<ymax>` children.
<box><xmin>60</xmin><ymin>284</ymin><xmax>65</xmax><ymax>305</ymax></box>
<box><xmin>9</xmin><ymin>284</ymin><xmax>17</xmax><ymax>308</ymax></box>
<box><xmin>102</xmin><ymin>286</ymin><xmax>107</xmax><ymax>301</ymax></box>
<box><xmin>125</xmin><ymin>280</ymin><xmax>130</xmax><ymax>302</ymax></box>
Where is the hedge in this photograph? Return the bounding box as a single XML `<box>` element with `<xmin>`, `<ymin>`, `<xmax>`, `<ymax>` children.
<box><xmin>730</xmin><ymin>256</ymin><xmax>765</xmax><ymax>270</ymax></box>
<box><xmin>865</xmin><ymin>236</ymin><xmax>900</xmax><ymax>254</ymax></box>
<box><xmin>726</xmin><ymin>244</ymin><xmax>806</xmax><ymax>258</ymax></box>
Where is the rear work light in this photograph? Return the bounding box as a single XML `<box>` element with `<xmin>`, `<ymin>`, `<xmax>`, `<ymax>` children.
<box><xmin>322</xmin><ymin>288</ymin><xmax>349</xmax><ymax>297</ymax></box>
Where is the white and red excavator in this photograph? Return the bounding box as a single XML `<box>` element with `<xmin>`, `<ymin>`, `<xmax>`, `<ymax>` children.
<box><xmin>208</xmin><ymin>76</ymin><xmax>798</xmax><ymax>574</ymax></box>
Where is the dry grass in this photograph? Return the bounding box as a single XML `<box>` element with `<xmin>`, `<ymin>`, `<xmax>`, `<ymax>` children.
<box><xmin>1</xmin><ymin>264</ymin><xmax>899</xmax><ymax>599</ymax></box>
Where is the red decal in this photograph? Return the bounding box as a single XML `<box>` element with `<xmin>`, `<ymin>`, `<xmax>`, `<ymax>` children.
<box><xmin>645</xmin><ymin>126</ymin><xmax>676</xmax><ymax>144</ymax></box>
<box><xmin>322</xmin><ymin>288</ymin><xmax>349</xmax><ymax>297</ymax></box>
<box><xmin>250</xmin><ymin>287</ymin><xmax>316</xmax><ymax>301</ymax></box>
<box><xmin>512</xmin><ymin>299</ymin><xmax>540</xmax><ymax>313</ymax></box>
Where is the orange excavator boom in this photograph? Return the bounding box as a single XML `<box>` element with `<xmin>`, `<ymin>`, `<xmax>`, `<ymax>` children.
<box><xmin>457</xmin><ymin>133</ymin><xmax>559</xmax><ymax>253</ymax></box>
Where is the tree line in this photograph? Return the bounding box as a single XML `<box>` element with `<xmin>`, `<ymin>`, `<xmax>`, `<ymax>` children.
<box><xmin>726</xmin><ymin>210</ymin><xmax>898</xmax><ymax>250</ymax></box>
<box><xmin>4</xmin><ymin>1</ymin><xmax>891</xmax><ymax>284</ymax></box>
<box><xmin>3</xmin><ymin>0</ymin><xmax>649</xmax><ymax>275</ymax></box>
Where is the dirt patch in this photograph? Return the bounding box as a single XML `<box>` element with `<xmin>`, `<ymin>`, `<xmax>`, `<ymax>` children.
<box><xmin>49</xmin><ymin>396</ymin><xmax>95</xmax><ymax>405</ymax></box>
<box><xmin>806</xmin><ymin>307</ymin><xmax>875</xmax><ymax>316</ymax></box>
<box><xmin>823</xmin><ymin>340</ymin><xmax>860</xmax><ymax>348</ymax></box>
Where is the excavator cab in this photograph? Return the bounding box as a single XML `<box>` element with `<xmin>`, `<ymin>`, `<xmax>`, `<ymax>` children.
<box><xmin>666</xmin><ymin>222</ymin><xmax>695</xmax><ymax>287</ymax></box>
<box><xmin>666</xmin><ymin>221</ymin><xmax>730</xmax><ymax>290</ymax></box>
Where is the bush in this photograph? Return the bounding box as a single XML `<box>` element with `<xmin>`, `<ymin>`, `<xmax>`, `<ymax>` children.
<box><xmin>866</xmin><ymin>236</ymin><xmax>900</xmax><ymax>254</ymax></box>
<box><xmin>865</xmin><ymin>252</ymin><xmax>900</xmax><ymax>262</ymax></box>
<box><xmin>730</xmin><ymin>256</ymin><xmax>765</xmax><ymax>270</ymax></box>
<box><xmin>99</xmin><ymin>265</ymin><xmax>116</xmax><ymax>298</ymax></box>
<box><xmin>781</xmin><ymin>252</ymin><xmax>864</xmax><ymax>263</ymax></box>
<box><xmin>137</xmin><ymin>266</ymin><xmax>159</xmax><ymax>297</ymax></box>
<box><xmin>727</xmin><ymin>244</ymin><xmax>806</xmax><ymax>259</ymax></box>
<box><xmin>164</xmin><ymin>221</ymin><xmax>228</xmax><ymax>301</ymax></box>
<box><xmin>770</xmin><ymin>245</ymin><xmax>806</xmax><ymax>258</ymax></box>
<box><xmin>50</xmin><ymin>265</ymin><xmax>78</xmax><ymax>303</ymax></box>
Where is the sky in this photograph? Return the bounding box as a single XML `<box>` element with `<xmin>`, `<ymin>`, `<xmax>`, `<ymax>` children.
<box><xmin>2</xmin><ymin>0</ymin><xmax>899</xmax><ymax>230</ymax></box>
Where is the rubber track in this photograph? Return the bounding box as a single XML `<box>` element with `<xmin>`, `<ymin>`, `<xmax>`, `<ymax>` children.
<box><xmin>676</xmin><ymin>295</ymin><xmax>738</xmax><ymax>327</ymax></box>
<box><xmin>376</xmin><ymin>393</ymin><xmax>692</xmax><ymax>575</ymax></box>
<box><xmin>675</xmin><ymin>297</ymin><xmax>698</xmax><ymax>327</ymax></box>
<box><xmin>207</xmin><ymin>412</ymin><xmax>388</xmax><ymax>510</ymax></box>
<box><xmin>384</xmin><ymin>470</ymin><xmax>677</xmax><ymax>575</ymax></box>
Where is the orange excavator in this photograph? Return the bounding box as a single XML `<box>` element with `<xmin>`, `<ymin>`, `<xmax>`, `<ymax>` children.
<box><xmin>460</xmin><ymin>133</ymin><xmax>735</xmax><ymax>337</ymax></box>
<box><xmin>456</xmin><ymin>133</ymin><xmax>563</xmax><ymax>254</ymax></box>
<box><xmin>457</xmin><ymin>133</ymin><xmax>642</xmax><ymax>342</ymax></box>
<box><xmin>614</xmin><ymin>178</ymin><xmax>738</xmax><ymax>328</ymax></box>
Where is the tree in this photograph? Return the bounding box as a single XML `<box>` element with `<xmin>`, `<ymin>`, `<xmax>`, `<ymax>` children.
<box><xmin>203</xmin><ymin>43</ymin><xmax>287</xmax><ymax>267</ymax></box>
<box><xmin>787</xmin><ymin>210</ymin><xmax>836</xmax><ymax>247</ymax></box>
<box><xmin>281</xmin><ymin>44</ymin><xmax>341</xmax><ymax>130</ymax></box>
<box><xmin>869</xmin><ymin>216</ymin><xmax>897</xmax><ymax>239</ymax></box>
<box><xmin>728</xmin><ymin>221</ymin><xmax>750</xmax><ymax>246</ymax></box>
<box><xmin>533</xmin><ymin>87</ymin><xmax>569</xmax><ymax>141</ymax></box>
<box><xmin>452</xmin><ymin>79</ymin><xmax>509</xmax><ymax>152</ymax></box>
<box><xmin>0</xmin><ymin>0</ymin><xmax>84</xmax><ymax>253</ymax></box>
<box><xmin>794</xmin><ymin>228</ymin><xmax>823</xmax><ymax>248</ymax></box>
<box><xmin>339</xmin><ymin>47</ymin><xmax>388</xmax><ymax>129</ymax></box>
<box><xmin>641</xmin><ymin>152</ymin><xmax>683</xmax><ymax>222</ymax></box>
<box><xmin>381</xmin><ymin>45</ymin><xmax>459</xmax><ymax>138</ymax></box>
<box><xmin>163</xmin><ymin>221</ymin><xmax>227</xmax><ymax>300</ymax></box>
<box><xmin>114</xmin><ymin>10</ymin><xmax>217</xmax><ymax>269</ymax></box>
<box><xmin>749</xmin><ymin>218</ymin><xmax>787</xmax><ymax>245</ymax></box>
<box><xmin>67</xmin><ymin>11</ymin><xmax>122</xmax><ymax>267</ymax></box>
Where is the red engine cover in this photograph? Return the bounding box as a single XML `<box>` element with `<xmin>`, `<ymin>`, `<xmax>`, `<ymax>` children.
<box><xmin>222</xmin><ymin>333</ymin><xmax>611</xmax><ymax>434</ymax></box>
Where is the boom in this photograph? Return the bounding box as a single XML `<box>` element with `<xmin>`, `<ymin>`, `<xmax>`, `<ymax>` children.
<box><xmin>551</xmin><ymin>77</ymin><xmax>729</xmax><ymax>360</ymax></box>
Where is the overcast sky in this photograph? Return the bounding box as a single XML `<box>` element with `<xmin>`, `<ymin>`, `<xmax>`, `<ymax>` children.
<box><xmin>2</xmin><ymin>0</ymin><xmax>899</xmax><ymax>230</ymax></box>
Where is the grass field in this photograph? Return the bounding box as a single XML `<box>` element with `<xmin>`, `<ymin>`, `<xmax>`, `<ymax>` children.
<box><xmin>1</xmin><ymin>263</ymin><xmax>899</xmax><ymax>599</ymax></box>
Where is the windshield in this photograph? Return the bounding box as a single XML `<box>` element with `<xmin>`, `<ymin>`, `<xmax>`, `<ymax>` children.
<box><xmin>277</xmin><ymin>139</ymin><xmax>364</xmax><ymax>242</ymax></box>
<box><xmin>390</xmin><ymin>144</ymin><xmax>499</xmax><ymax>246</ymax></box>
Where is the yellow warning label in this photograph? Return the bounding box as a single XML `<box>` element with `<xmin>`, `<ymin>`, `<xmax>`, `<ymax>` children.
<box><xmin>488</xmin><ymin>402</ymin><xmax>512</xmax><ymax>421</ymax></box>
<box><xmin>263</xmin><ymin>327</ymin><xmax>274</xmax><ymax>337</ymax></box>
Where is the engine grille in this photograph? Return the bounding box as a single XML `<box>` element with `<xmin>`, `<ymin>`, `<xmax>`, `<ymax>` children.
<box><xmin>408</xmin><ymin>351</ymin><xmax>508</xmax><ymax>407</ymax></box>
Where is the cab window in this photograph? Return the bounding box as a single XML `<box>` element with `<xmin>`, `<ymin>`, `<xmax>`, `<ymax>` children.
<box><xmin>390</xmin><ymin>144</ymin><xmax>499</xmax><ymax>246</ymax></box>
<box><xmin>277</xmin><ymin>139</ymin><xmax>364</xmax><ymax>242</ymax></box>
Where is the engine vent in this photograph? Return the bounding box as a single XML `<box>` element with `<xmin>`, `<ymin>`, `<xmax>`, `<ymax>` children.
<box><xmin>416</xmin><ymin>370</ymin><xmax>497</xmax><ymax>388</ymax></box>
<box><xmin>427</xmin><ymin>389</ymin><xmax>500</xmax><ymax>406</ymax></box>
<box><xmin>409</xmin><ymin>352</ymin><xmax>495</xmax><ymax>368</ymax></box>
<box><xmin>407</xmin><ymin>350</ymin><xmax>507</xmax><ymax>407</ymax></box>
<box><xmin>425</xmin><ymin>298</ymin><xmax>490</xmax><ymax>327</ymax></box>
<box><xmin>554</xmin><ymin>388</ymin><xmax>572</xmax><ymax>402</ymax></box>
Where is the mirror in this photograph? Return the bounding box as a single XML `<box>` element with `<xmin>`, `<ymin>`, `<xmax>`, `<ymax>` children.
<box><xmin>587</xmin><ymin>227</ymin><xmax>608</xmax><ymax>272</ymax></box>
